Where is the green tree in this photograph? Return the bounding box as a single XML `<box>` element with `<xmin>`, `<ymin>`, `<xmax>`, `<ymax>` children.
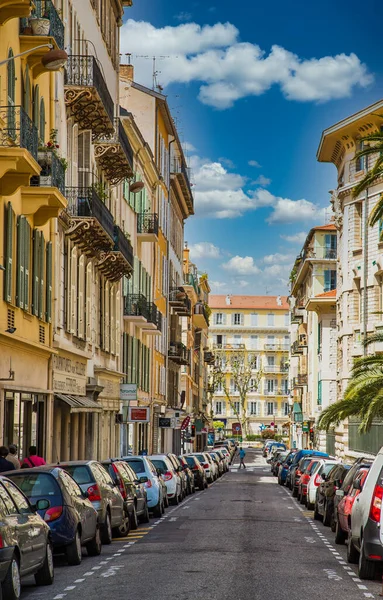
<box><xmin>318</xmin><ymin>333</ymin><xmax>383</xmax><ymax>434</ymax></box>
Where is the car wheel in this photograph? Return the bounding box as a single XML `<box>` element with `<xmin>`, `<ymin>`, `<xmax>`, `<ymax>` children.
<box><xmin>300</xmin><ymin>494</ymin><xmax>305</xmax><ymax>505</ymax></box>
<box><xmin>297</xmin><ymin>490</ymin><xmax>301</xmax><ymax>502</ymax></box>
<box><xmin>172</xmin><ymin>493</ymin><xmax>179</xmax><ymax>506</ymax></box>
<box><xmin>323</xmin><ymin>501</ymin><xmax>332</xmax><ymax>527</ymax></box>
<box><xmin>2</xmin><ymin>554</ymin><xmax>21</xmax><ymax>600</ymax></box>
<box><xmin>115</xmin><ymin>514</ymin><xmax>130</xmax><ymax>537</ymax></box>
<box><xmin>86</xmin><ymin>526</ymin><xmax>102</xmax><ymax>556</ymax></box>
<box><xmin>66</xmin><ymin>529</ymin><xmax>82</xmax><ymax>565</ymax></box>
<box><xmin>130</xmin><ymin>506</ymin><xmax>138</xmax><ymax>530</ymax></box>
<box><xmin>164</xmin><ymin>495</ymin><xmax>169</xmax><ymax>508</ymax></box>
<box><xmin>307</xmin><ymin>500</ymin><xmax>314</xmax><ymax>511</ymax></box>
<box><xmin>358</xmin><ymin>538</ymin><xmax>376</xmax><ymax>579</ymax></box>
<box><xmin>101</xmin><ymin>511</ymin><xmax>112</xmax><ymax>545</ymax></box>
<box><xmin>335</xmin><ymin>520</ymin><xmax>346</xmax><ymax>545</ymax></box>
<box><xmin>153</xmin><ymin>498</ymin><xmax>162</xmax><ymax>518</ymax></box>
<box><xmin>292</xmin><ymin>487</ymin><xmax>298</xmax><ymax>498</ymax></box>
<box><xmin>278</xmin><ymin>476</ymin><xmax>283</xmax><ymax>486</ymax></box>
<box><xmin>347</xmin><ymin>532</ymin><xmax>359</xmax><ymax>564</ymax></box>
<box><xmin>34</xmin><ymin>541</ymin><xmax>54</xmax><ymax>586</ymax></box>
<box><xmin>140</xmin><ymin>505</ymin><xmax>150</xmax><ymax>523</ymax></box>
<box><xmin>161</xmin><ymin>500</ymin><xmax>165</xmax><ymax>514</ymax></box>
<box><xmin>314</xmin><ymin>502</ymin><xmax>322</xmax><ymax>521</ymax></box>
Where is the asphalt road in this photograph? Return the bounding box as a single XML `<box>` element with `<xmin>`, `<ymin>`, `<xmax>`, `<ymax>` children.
<box><xmin>21</xmin><ymin>449</ymin><xmax>383</xmax><ymax>600</ymax></box>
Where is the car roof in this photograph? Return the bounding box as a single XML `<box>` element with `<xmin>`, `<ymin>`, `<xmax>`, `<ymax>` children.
<box><xmin>56</xmin><ymin>460</ymin><xmax>96</xmax><ymax>466</ymax></box>
<box><xmin>8</xmin><ymin>465</ymin><xmax>61</xmax><ymax>475</ymax></box>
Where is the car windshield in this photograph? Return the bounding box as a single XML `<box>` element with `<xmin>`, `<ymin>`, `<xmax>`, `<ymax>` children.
<box><xmin>151</xmin><ymin>459</ymin><xmax>168</xmax><ymax>473</ymax></box>
<box><xmin>306</xmin><ymin>461</ymin><xmax>319</xmax><ymax>474</ymax></box>
<box><xmin>9</xmin><ymin>473</ymin><xmax>61</xmax><ymax>498</ymax></box>
<box><xmin>185</xmin><ymin>456</ymin><xmax>196</xmax><ymax>467</ymax></box>
<box><xmin>62</xmin><ymin>465</ymin><xmax>93</xmax><ymax>484</ymax></box>
<box><xmin>194</xmin><ymin>455</ymin><xmax>205</xmax><ymax>462</ymax></box>
<box><xmin>126</xmin><ymin>459</ymin><xmax>145</xmax><ymax>475</ymax></box>
<box><xmin>322</xmin><ymin>462</ymin><xmax>338</xmax><ymax>476</ymax></box>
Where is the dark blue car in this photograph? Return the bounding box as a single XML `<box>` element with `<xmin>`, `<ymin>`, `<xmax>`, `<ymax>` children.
<box><xmin>6</xmin><ymin>466</ymin><xmax>101</xmax><ymax>565</ymax></box>
<box><xmin>287</xmin><ymin>450</ymin><xmax>329</xmax><ymax>491</ymax></box>
<box><xmin>277</xmin><ymin>450</ymin><xmax>297</xmax><ymax>485</ymax></box>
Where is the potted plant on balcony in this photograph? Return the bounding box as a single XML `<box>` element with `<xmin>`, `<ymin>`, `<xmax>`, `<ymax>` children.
<box><xmin>30</xmin><ymin>9</ymin><xmax>51</xmax><ymax>36</ymax></box>
<box><xmin>34</xmin><ymin>129</ymin><xmax>67</xmax><ymax>187</ymax></box>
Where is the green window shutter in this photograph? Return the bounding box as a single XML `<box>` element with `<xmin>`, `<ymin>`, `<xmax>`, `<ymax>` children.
<box><xmin>4</xmin><ymin>202</ymin><xmax>14</xmax><ymax>303</ymax></box>
<box><xmin>318</xmin><ymin>380</ymin><xmax>322</xmax><ymax>406</ymax></box>
<box><xmin>32</xmin><ymin>229</ymin><xmax>40</xmax><ymax>316</ymax></box>
<box><xmin>16</xmin><ymin>216</ymin><xmax>25</xmax><ymax>309</ymax></box>
<box><xmin>46</xmin><ymin>242</ymin><xmax>52</xmax><ymax>322</ymax></box>
<box><xmin>132</xmin><ymin>337</ymin><xmax>136</xmax><ymax>384</ymax></box>
<box><xmin>38</xmin><ymin>232</ymin><xmax>44</xmax><ymax>320</ymax></box>
<box><xmin>24</xmin><ymin>219</ymin><xmax>31</xmax><ymax>312</ymax></box>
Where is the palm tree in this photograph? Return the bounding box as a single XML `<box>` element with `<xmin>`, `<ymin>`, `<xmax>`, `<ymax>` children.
<box><xmin>318</xmin><ymin>332</ymin><xmax>383</xmax><ymax>434</ymax></box>
<box><xmin>352</xmin><ymin>116</ymin><xmax>383</xmax><ymax>227</ymax></box>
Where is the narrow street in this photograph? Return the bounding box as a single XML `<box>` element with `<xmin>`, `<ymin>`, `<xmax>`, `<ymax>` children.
<box><xmin>21</xmin><ymin>449</ymin><xmax>382</xmax><ymax>600</ymax></box>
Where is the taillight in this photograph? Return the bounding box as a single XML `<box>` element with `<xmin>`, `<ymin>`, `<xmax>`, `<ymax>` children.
<box><xmin>369</xmin><ymin>484</ymin><xmax>383</xmax><ymax>523</ymax></box>
<box><xmin>145</xmin><ymin>479</ymin><xmax>152</xmax><ymax>489</ymax></box>
<box><xmin>296</xmin><ymin>470</ymin><xmax>301</xmax><ymax>477</ymax></box>
<box><xmin>163</xmin><ymin>471</ymin><xmax>173</xmax><ymax>481</ymax></box>
<box><xmin>0</xmin><ymin>535</ymin><xmax>3</xmax><ymax>549</ymax></box>
<box><xmin>87</xmin><ymin>484</ymin><xmax>101</xmax><ymax>502</ymax></box>
<box><xmin>203</xmin><ymin>463</ymin><xmax>209</xmax><ymax>469</ymax></box>
<box><xmin>314</xmin><ymin>474</ymin><xmax>322</xmax><ymax>486</ymax></box>
<box><xmin>44</xmin><ymin>506</ymin><xmax>63</xmax><ymax>522</ymax></box>
<box><xmin>112</xmin><ymin>466</ymin><xmax>127</xmax><ymax>500</ymax></box>
<box><xmin>192</xmin><ymin>466</ymin><xmax>199</xmax><ymax>471</ymax></box>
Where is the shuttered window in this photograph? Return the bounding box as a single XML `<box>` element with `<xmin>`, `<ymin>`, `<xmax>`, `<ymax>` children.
<box><xmin>32</xmin><ymin>229</ymin><xmax>42</xmax><ymax>317</ymax></box>
<box><xmin>110</xmin><ymin>284</ymin><xmax>116</xmax><ymax>354</ymax></box>
<box><xmin>78</xmin><ymin>131</ymin><xmax>91</xmax><ymax>187</ymax></box>
<box><xmin>115</xmin><ymin>289</ymin><xmax>121</xmax><ymax>357</ymax></box>
<box><xmin>16</xmin><ymin>216</ymin><xmax>26</xmax><ymax>309</ymax></box>
<box><xmin>85</xmin><ymin>261</ymin><xmax>92</xmax><ymax>341</ymax></box>
<box><xmin>77</xmin><ymin>254</ymin><xmax>85</xmax><ymax>338</ymax></box>
<box><xmin>104</xmin><ymin>280</ymin><xmax>110</xmax><ymax>352</ymax></box>
<box><xmin>4</xmin><ymin>202</ymin><xmax>14</xmax><ymax>303</ymax></box>
<box><xmin>45</xmin><ymin>242</ymin><xmax>52</xmax><ymax>322</ymax></box>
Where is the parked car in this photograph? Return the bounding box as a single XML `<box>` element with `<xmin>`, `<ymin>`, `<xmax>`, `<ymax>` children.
<box><xmin>297</xmin><ymin>459</ymin><xmax>320</xmax><ymax>505</ymax></box>
<box><xmin>335</xmin><ymin>466</ymin><xmax>371</xmax><ymax>544</ymax></box>
<box><xmin>183</xmin><ymin>455</ymin><xmax>207</xmax><ymax>490</ymax></box>
<box><xmin>271</xmin><ymin>451</ymin><xmax>288</xmax><ymax>476</ymax></box>
<box><xmin>114</xmin><ymin>460</ymin><xmax>149</xmax><ymax>528</ymax></box>
<box><xmin>287</xmin><ymin>450</ymin><xmax>329</xmax><ymax>490</ymax></box>
<box><xmin>149</xmin><ymin>455</ymin><xmax>182</xmax><ymax>504</ymax></box>
<box><xmin>215</xmin><ymin>449</ymin><xmax>229</xmax><ymax>472</ymax></box>
<box><xmin>167</xmin><ymin>454</ymin><xmax>188</xmax><ymax>495</ymax></box>
<box><xmin>0</xmin><ymin>475</ymin><xmax>54</xmax><ymax>598</ymax></box>
<box><xmin>6</xmin><ymin>466</ymin><xmax>100</xmax><ymax>565</ymax></box>
<box><xmin>178</xmin><ymin>456</ymin><xmax>196</xmax><ymax>494</ymax></box>
<box><xmin>306</xmin><ymin>459</ymin><xmax>339</xmax><ymax>510</ymax></box>
<box><xmin>347</xmin><ymin>447</ymin><xmax>383</xmax><ymax>579</ymax></box>
<box><xmin>266</xmin><ymin>443</ymin><xmax>286</xmax><ymax>463</ymax></box>
<box><xmin>277</xmin><ymin>450</ymin><xmax>297</xmax><ymax>485</ymax></box>
<box><xmin>215</xmin><ymin>446</ymin><xmax>231</xmax><ymax>468</ymax></box>
<box><xmin>122</xmin><ymin>456</ymin><xmax>164</xmax><ymax>517</ymax></box>
<box><xmin>314</xmin><ymin>462</ymin><xmax>351</xmax><ymax>526</ymax></box>
<box><xmin>60</xmin><ymin>460</ymin><xmax>126</xmax><ymax>544</ymax></box>
<box><xmin>293</xmin><ymin>457</ymin><xmax>319</xmax><ymax>498</ymax></box>
<box><xmin>190</xmin><ymin>453</ymin><xmax>215</xmax><ymax>483</ymax></box>
<box><xmin>208</xmin><ymin>451</ymin><xmax>224</xmax><ymax>476</ymax></box>
<box><xmin>101</xmin><ymin>460</ymin><xmax>140</xmax><ymax>533</ymax></box>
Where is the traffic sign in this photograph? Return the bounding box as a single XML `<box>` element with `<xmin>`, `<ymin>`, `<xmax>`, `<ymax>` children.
<box><xmin>180</xmin><ymin>416</ymin><xmax>191</xmax><ymax>431</ymax></box>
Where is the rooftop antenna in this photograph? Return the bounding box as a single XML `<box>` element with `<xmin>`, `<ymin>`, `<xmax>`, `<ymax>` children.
<box><xmin>132</xmin><ymin>54</ymin><xmax>176</xmax><ymax>91</ymax></box>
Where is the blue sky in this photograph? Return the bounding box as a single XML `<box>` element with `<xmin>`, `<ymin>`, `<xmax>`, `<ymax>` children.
<box><xmin>121</xmin><ymin>0</ymin><xmax>383</xmax><ymax>294</ymax></box>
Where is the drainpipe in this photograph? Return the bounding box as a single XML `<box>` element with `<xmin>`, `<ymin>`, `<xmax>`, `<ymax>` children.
<box><xmin>167</xmin><ymin>138</ymin><xmax>175</xmax><ymax>452</ymax></box>
<box><xmin>362</xmin><ymin>189</ymin><xmax>369</xmax><ymax>355</ymax></box>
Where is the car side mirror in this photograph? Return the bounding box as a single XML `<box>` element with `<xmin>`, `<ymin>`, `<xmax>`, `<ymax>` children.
<box><xmin>156</xmin><ymin>468</ymin><xmax>162</xmax><ymax>477</ymax></box>
<box><xmin>35</xmin><ymin>498</ymin><xmax>50</xmax><ymax>511</ymax></box>
<box><xmin>353</xmin><ymin>479</ymin><xmax>361</xmax><ymax>490</ymax></box>
<box><xmin>134</xmin><ymin>479</ymin><xmax>141</xmax><ymax>485</ymax></box>
<box><xmin>140</xmin><ymin>476</ymin><xmax>149</xmax><ymax>484</ymax></box>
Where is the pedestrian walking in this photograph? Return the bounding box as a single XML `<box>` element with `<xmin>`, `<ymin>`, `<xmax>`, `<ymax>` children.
<box><xmin>0</xmin><ymin>446</ymin><xmax>15</xmax><ymax>472</ymax></box>
<box><xmin>239</xmin><ymin>447</ymin><xmax>246</xmax><ymax>469</ymax></box>
<box><xmin>6</xmin><ymin>444</ymin><xmax>20</xmax><ymax>469</ymax></box>
<box><xmin>21</xmin><ymin>445</ymin><xmax>46</xmax><ymax>468</ymax></box>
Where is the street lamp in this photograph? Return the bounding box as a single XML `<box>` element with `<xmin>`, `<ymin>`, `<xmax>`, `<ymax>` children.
<box><xmin>0</xmin><ymin>44</ymin><xmax>67</xmax><ymax>69</ymax></box>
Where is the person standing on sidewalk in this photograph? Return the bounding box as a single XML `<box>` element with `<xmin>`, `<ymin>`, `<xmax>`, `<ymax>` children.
<box><xmin>239</xmin><ymin>447</ymin><xmax>246</xmax><ymax>469</ymax></box>
<box><xmin>21</xmin><ymin>446</ymin><xmax>46</xmax><ymax>468</ymax></box>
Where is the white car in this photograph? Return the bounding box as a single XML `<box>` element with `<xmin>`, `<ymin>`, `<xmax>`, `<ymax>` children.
<box><xmin>216</xmin><ymin>446</ymin><xmax>231</xmax><ymax>467</ymax></box>
<box><xmin>149</xmin><ymin>455</ymin><xmax>182</xmax><ymax>505</ymax></box>
<box><xmin>349</xmin><ymin>448</ymin><xmax>383</xmax><ymax>580</ymax></box>
<box><xmin>190</xmin><ymin>453</ymin><xmax>215</xmax><ymax>483</ymax></box>
<box><xmin>306</xmin><ymin>459</ymin><xmax>339</xmax><ymax>510</ymax></box>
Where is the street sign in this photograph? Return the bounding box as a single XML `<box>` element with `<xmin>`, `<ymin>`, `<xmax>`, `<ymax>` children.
<box><xmin>180</xmin><ymin>416</ymin><xmax>191</xmax><ymax>431</ymax></box>
<box><xmin>159</xmin><ymin>417</ymin><xmax>172</xmax><ymax>428</ymax></box>
<box><xmin>120</xmin><ymin>384</ymin><xmax>137</xmax><ymax>403</ymax></box>
<box><xmin>127</xmin><ymin>407</ymin><xmax>150</xmax><ymax>423</ymax></box>
<box><xmin>232</xmin><ymin>422</ymin><xmax>242</xmax><ymax>436</ymax></box>
<box><xmin>302</xmin><ymin>421</ymin><xmax>309</xmax><ymax>433</ymax></box>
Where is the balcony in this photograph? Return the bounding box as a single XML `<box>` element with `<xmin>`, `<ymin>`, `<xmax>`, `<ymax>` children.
<box><xmin>20</xmin><ymin>0</ymin><xmax>64</xmax><ymax>50</ymax></box>
<box><xmin>94</xmin><ymin>120</ymin><xmax>133</xmax><ymax>184</ymax></box>
<box><xmin>170</xmin><ymin>157</ymin><xmax>194</xmax><ymax>215</ymax></box>
<box><xmin>204</xmin><ymin>351</ymin><xmax>215</xmax><ymax>364</ymax></box>
<box><xmin>264</xmin><ymin>343</ymin><xmax>289</xmax><ymax>352</ymax></box>
<box><xmin>193</xmin><ymin>302</ymin><xmax>209</xmax><ymax>329</ymax></box>
<box><xmin>263</xmin><ymin>364</ymin><xmax>289</xmax><ymax>373</ymax></box>
<box><xmin>143</xmin><ymin>304</ymin><xmax>162</xmax><ymax>334</ymax></box>
<box><xmin>168</xmin><ymin>341</ymin><xmax>190</xmax><ymax>365</ymax></box>
<box><xmin>169</xmin><ymin>287</ymin><xmax>192</xmax><ymax>316</ymax></box>
<box><xmin>184</xmin><ymin>272</ymin><xmax>199</xmax><ymax>295</ymax></box>
<box><xmin>213</xmin><ymin>343</ymin><xmax>246</xmax><ymax>350</ymax></box>
<box><xmin>65</xmin><ymin>186</ymin><xmax>115</xmax><ymax>256</ymax></box>
<box><xmin>123</xmin><ymin>294</ymin><xmax>149</xmax><ymax>325</ymax></box>
<box><xmin>30</xmin><ymin>150</ymin><xmax>65</xmax><ymax>195</ymax></box>
<box><xmin>0</xmin><ymin>0</ymin><xmax>31</xmax><ymax>24</ymax></box>
<box><xmin>137</xmin><ymin>213</ymin><xmax>159</xmax><ymax>242</ymax></box>
<box><xmin>291</xmin><ymin>306</ymin><xmax>304</xmax><ymax>324</ymax></box>
<box><xmin>291</xmin><ymin>340</ymin><xmax>303</xmax><ymax>355</ymax></box>
<box><xmin>0</xmin><ymin>105</ymin><xmax>41</xmax><ymax>196</ymax></box>
<box><xmin>293</xmin><ymin>374</ymin><xmax>308</xmax><ymax>387</ymax></box>
<box><xmin>64</xmin><ymin>56</ymin><xmax>114</xmax><ymax>139</ymax></box>
<box><xmin>97</xmin><ymin>225</ymin><xmax>133</xmax><ymax>282</ymax></box>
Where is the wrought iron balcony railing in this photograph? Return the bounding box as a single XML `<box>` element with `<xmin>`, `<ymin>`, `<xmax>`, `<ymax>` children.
<box><xmin>118</xmin><ymin>121</ymin><xmax>133</xmax><ymax>168</ymax></box>
<box><xmin>20</xmin><ymin>0</ymin><xmax>64</xmax><ymax>49</ymax></box>
<box><xmin>194</xmin><ymin>302</ymin><xmax>209</xmax><ymax>325</ymax></box>
<box><xmin>65</xmin><ymin>186</ymin><xmax>115</xmax><ymax>242</ymax></box>
<box><xmin>147</xmin><ymin>303</ymin><xmax>162</xmax><ymax>331</ymax></box>
<box><xmin>94</xmin><ymin>119</ymin><xmax>134</xmax><ymax>184</ymax></box>
<box><xmin>184</xmin><ymin>272</ymin><xmax>199</xmax><ymax>294</ymax></box>
<box><xmin>169</xmin><ymin>287</ymin><xmax>192</xmax><ymax>315</ymax></box>
<box><xmin>113</xmin><ymin>225</ymin><xmax>133</xmax><ymax>267</ymax></box>
<box><xmin>170</xmin><ymin>157</ymin><xmax>194</xmax><ymax>214</ymax></box>
<box><xmin>31</xmin><ymin>150</ymin><xmax>65</xmax><ymax>194</ymax></box>
<box><xmin>0</xmin><ymin>105</ymin><xmax>38</xmax><ymax>160</ymax></box>
<box><xmin>137</xmin><ymin>213</ymin><xmax>159</xmax><ymax>236</ymax></box>
<box><xmin>124</xmin><ymin>294</ymin><xmax>149</xmax><ymax>319</ymax></box>
<box><xmin>168</xmin><ymin>341</ymin><xmax>190</xmax><ymax>365</ymax></box>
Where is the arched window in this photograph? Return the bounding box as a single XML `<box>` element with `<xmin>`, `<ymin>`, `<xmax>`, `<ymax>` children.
<box><xmin>23</xmin><ymin>65</ymin><xmax>31</xmax><ymax>116</ymax></box>
<box><xmin>33</xmin><ymin>85</ymin><xmax>40</xmax><ymax>130</ymax></box>
<box><xmin>39</xmin><ymin>98</ymin><xmax>45</xmax><ymax>144</ymax></box>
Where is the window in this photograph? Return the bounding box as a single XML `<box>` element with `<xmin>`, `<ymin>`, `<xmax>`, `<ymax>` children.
<box><xmin>267</xmin><ymin>355</ymin><xmax>275</xmax><ymax>366</ymax></box>
<box><xmin>267</xmin><ymin>402</ymin><xmax>274</xmax><ymax>416</ymax></box>
<box><xmin>283</xmin><ymin>402</ymin><xmax>290</xmax><ymax>416</ymax></box>
<box><xmin>23</xmin><ymin>66</ymin><xmax>30</xmax><ymax>117</ymax></box>
<box><xmin>230</xmin><ymin>378</ymin><xmax>238</xmax><ymax>393</ymax></box>
<box><xmin>325</xmin><ymin>234</ymin><xmax>337</xmax><ymax>259</ymax></box>
<box><xmin>248</xmin><ymin>401</ymin><xmax>258</xmax><ymax>415</ymax></box>
<box><xmin>215</xmin><ymin>313</ymin><xmax>223</xmax><ymax>325</ymax></box>
<box><xmin>355</xmin><ymin>140</ymin><xmax>366</xmax><ymax>172</ymax></box>
<box><xmin>317</xmin><ymin>322</ymin><xmax>322</xmax><ymax>354</ymax></box>
<box><xmin>250</xmin><ymin>378</ymin><xmax>258</xmax><ymax>391</ymax></box>
<box><xmin>3</xmin><ymin>480</ymin><xmax>31</xmax><ymax>514</ymax></box>
<box><xmin>39</xmin><ymin>98</ymin><xmax>45</xmax><ymax>144</ymax></box>
<box><xmin>354</xmin><ymin>202</ymin><xmax>363</xmax><ymax>247</ymax></box>
<box><xmin>281</xmin><ymin>380</ymin><xmax>289</xmax><ymax>394</ymax></box>
<box><xmin>266</xmin><ymin>379</ymin><xmax>275</xmax><ymax>393</ymax></box>
<box><xmin>232</xmin><ymin>401</ymin><xmax>240</xmax><ymax>415</ymax></box>
<box><xmin>0</xmin><ymin>483</ymin><xmax>17</xmax><ymax>514</ymax></box>
<box><xmin>267</xmin><ymin>335</ymin><xmax>275</xmax><ymax>348</ymax></box>
<box><xmin>233</xmin><ymin>334</ymin><xmax>242</xmax><ymax>345</ymax></box>
<box><xmin>233</xmin><ymin>313</ymin><xmax>242</xmax><ymax>326</ymax></box>
<box><xmin>284</xmin><ymin>313</ymin><xmax>289</xmax><ymax>326</ymax></box>
<box><xmin>216</xmin><ymin>381</ymin><xmax>223</xmax><ymax>393</ymax></box>
<box><xmin>251</xmin><ymin>313</ymin><xmax>258</xmax><ymax>326</ymax></box>
<box><xmin>267</xmin><ymin>313</ymin><xmax>275</xmax><ymax>326</ymax></box>
<box><xmin>324</xmin><ymin>270</ymin><xmax>336</xmax><ymax>292</ymax></box>
<box><xmin>215</xmin><ymin>401</ymin><xmax>223</xmax><ymax>414</ymax></box>
<box><xmin>250</xmin><ymin>335</ymin><xmax>258</xmax><ymax>349</ymax></box>
<box><xmin>318</xmin><ymin>380</ymin><xmax>322</xmax><ymax>406</ymax></box>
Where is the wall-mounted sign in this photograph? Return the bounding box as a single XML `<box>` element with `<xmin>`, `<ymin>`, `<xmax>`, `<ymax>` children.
<box><xmin>180</xmin><ymin>416</ymin><xmax>191</xmax><ymax>431</ymax></box>
<box><xmin>120</xmin><ymin>384</ymin><xmax>137</xmax><ymax>403</ymax></box>
<box><xmin>127</xmin><ymin>407</ymin><xmax>150</xmax><ymax>423</ymax></box>
<box><xmin>159</xmin><ymin>417</ymin><xmax>172</xmax><ymax>428</ymax></box>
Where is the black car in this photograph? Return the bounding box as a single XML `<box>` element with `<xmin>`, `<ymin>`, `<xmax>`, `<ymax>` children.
<box><xmin>315</xmin><ymin>463</ymin><xmax>351</xmax><ymax>526</ymax></box>
<box><xmin>0</xmin><ymin>475</ymin><xmax>54</xmax><ymax>599</ymax></box>
<box><xmin>117</xmin><ymin>459</ymin><xmax>150</xmax><ymax>524</ymax></box>
<box><xmin>6</xmin><ymin>466</ymin><xmax>100</xmax><ymax>565</ymax></box>
<box><xmin>178</xmin><ymin>456</ymin><xmax>196</xmax><ymax>494</ymax></box>
<box><xmin>101</xmin><ymin>460</ymin><xmax>139</xmax><ymax>534</ymax></box>
<box><xmin>184</xmin><ymin>455</ymin><xmax>207</xmax><ymax>490</ymax></box>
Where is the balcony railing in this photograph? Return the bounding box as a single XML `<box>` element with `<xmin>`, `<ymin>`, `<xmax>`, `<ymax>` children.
<box><xmin>94</xmin><ymin>119</ymin><xmax>134</xmax><ymax>184</ymax></box>
<box><xmin>137</xmin><ymin>213</ymin><xmax>159</xmax><ymax>236</ymax></box>
<box><xmin>184</xmin><ymin>272</ymin><xmax>199</xmax><ymax>294</ymax></box>
<box><xmin>263</xmin><ymin>364</ymin><xmax>289</xmax><ymax>373</ymax></box>
<box><xmin>31</xmin><ymin>150</ymin><xmax>65</xmax><ymax>194</ymax></box>
<box><xmin>0</xmin><ymin>105</ymin><xmax>38</xmax><ymax>160</ymax></box>
<box><xmin>147</xmin><ymin>304</ymin><xmax>162</xmax><ymax>332</ymax></box>
<box><xmin>64</xmin><ymin>56</ymin><xmax>114</xmax><ymax>134</ymax></box>
<box><xmin>168</xmin><ymin>341</ymin><xmax>190</xmax><ymax>365</ymax></box>
<box><xmin>264</xmin><ymin>343</ymin><xmax>289</xmax><ymax>351</ymax></box>
<box><xmin>194</xmin><ymin>302</ymin><xmax>209</xmax><ymax>326</ymax></box>
<box><xmin>204</xmin><ymin>351</ymin><xmax>215</xmax><ymax>364</ymax></box>
<box><xmin>170</xmin><ymin>157</ymin><xmax>193</xmax><ymax>213</ymax></box>
<box><xmin>213</xmin><ymin>343</ymin><xmax>246</xmax><ymax>350</ymax></box>
<box><xmin>169</xmin><ymin>287</ymin><xmax>192</xmax><ymax>315</ymax></box>
<box><xmin>291</xmin><ymin>340</ymin><xmax>303</xmax><ymax>355</ymax></box>
<box><xmin>65</xmin><ymin>186</ymin><xmax>115</xmax><ymax>242</ymax></box>
<box><xmin>20</xmin><ymin>0</ymin><xmax>64</xmax><ymax>49</ymax></box>
<box><xmin>124</xmin><ymin>294</ymin><xmax>149</xmax><ymax>320</ymax></box>
<box><xmin>113</xmin><ymin>225</ymin><xmax>133</xmax><ymax>267</ymax></box>
<box><xmin>302</xmin><ymin>247</ymin><xmax>337</xmax><ymax>261</ymax></box>
<box><xmin>118</xmin><ymin>121</ymin><xmax>133</xmax><ymax>168</ymax></box>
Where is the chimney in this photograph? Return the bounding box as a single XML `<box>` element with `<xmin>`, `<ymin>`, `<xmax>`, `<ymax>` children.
<box><xmin>120</xmin><ymin>64</ymin><xmax>134</xmax><ymax>83</ymax></box>
<box><xmin>225</xmin><ymin>295</ymin><xmax>231</xmax><ymax>306</ymax></box>
<box><xmin>276</xmin><ymin>295</ymin><xmax>282</xmax><ymax>306</ymax></box>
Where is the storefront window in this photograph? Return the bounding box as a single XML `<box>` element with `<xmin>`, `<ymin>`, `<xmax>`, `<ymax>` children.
<box><xmin>4</xmin><ymin>392</ymin><xmax>45</xmax><ymax>459</ymax></box>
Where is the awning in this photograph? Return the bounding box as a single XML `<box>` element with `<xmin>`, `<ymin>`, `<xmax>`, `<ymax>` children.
<box><xmin>55</xmin><ymin>394</ymin><xmax>102</xmax><ymax>413</ymax></box>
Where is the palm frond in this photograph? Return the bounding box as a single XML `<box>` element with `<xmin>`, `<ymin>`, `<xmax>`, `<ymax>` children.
<box><xmin>368</xmin><ymin>192</ymin><xmax>383</xmax><ymax>227</ymax></box>
<box><xmin>353</xmin><ymin>159</ymin><xmax>383</xmax><ymax>199</ymax></box>
<box><xmin>359</xmin><ymin>391</ymin><xmax>383</xmax><ymax>433</ymax></box>
<box><xmin>363</xmin><ymin>332</ymin><xmax>383</xmax><ymax>347</ymax></box>
<box><xmin>317</xmin><ymin>396</ymin><xmax>365</xmax><ymax>431</ymax></box>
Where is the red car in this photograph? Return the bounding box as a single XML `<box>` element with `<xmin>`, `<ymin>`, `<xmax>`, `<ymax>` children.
<box><xmin>335</xmin><ymin>467</ymin><xmax>370</xmax><ymax>544</ymax></box>
<box><xmin>298</xmin><ymin>459</ymin><xmax>320</xmax><ymax>505</ymax></box>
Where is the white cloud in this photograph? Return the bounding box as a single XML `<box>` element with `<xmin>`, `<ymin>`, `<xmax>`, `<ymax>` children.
<box><xmin>218</xmin><ymin>157</ymin><xmax>236</xmax><ymax>169</ymax></box>
<box><xmin>237</xmin><ymin>279</ymin><xmax>250</xmax><ymax>288</ymax></box>
<box><xmin>263</xmin><ymin>253</ymin><xmax>295</xmax><ymax>265</ymax></box>
<box><xmin>253</xmin><ymin>175</ymin><xmax>271</xmax><ymax>186</ymax></box>
<box><xmin>248</xmin><ymin>160</ymin><xmax>261</xmax><ymax>168</ymax></box>
<box><xmin>188</xmin><ymin>242</ymin><xmax>222</xmax><ymax>259</ymax></box>
<box><xmin>280</xmin><ymin>232</ymin><xmax>307</xmax><ymax>244</ymax></box>
<box><xmin>210</xmin><ymin>280</ymin><xmax>227</xmax><ymax>291</ymax></box>
<box><xmin>222</xmin><ymin>256</ymin><xmax>261</xmax><ymax>275</ymax></box>
<box><xmin>182</xmin><ymin>141</ymin><xmax>196</xmax><ymax>153</ymax></box>
<box><xmin>121</xmin><ymin>20</ymin><xmax>373</xmax><ymax>109</ymax></box>
<box><xmin>174</xmin><ymin>11</ymin><xmax>192</xmax><ymax>22</ymax></box>
<box><xmin>267</xmin><ymin>197</ymin><xmax>324</xmax><ymax>224</ymax></box>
